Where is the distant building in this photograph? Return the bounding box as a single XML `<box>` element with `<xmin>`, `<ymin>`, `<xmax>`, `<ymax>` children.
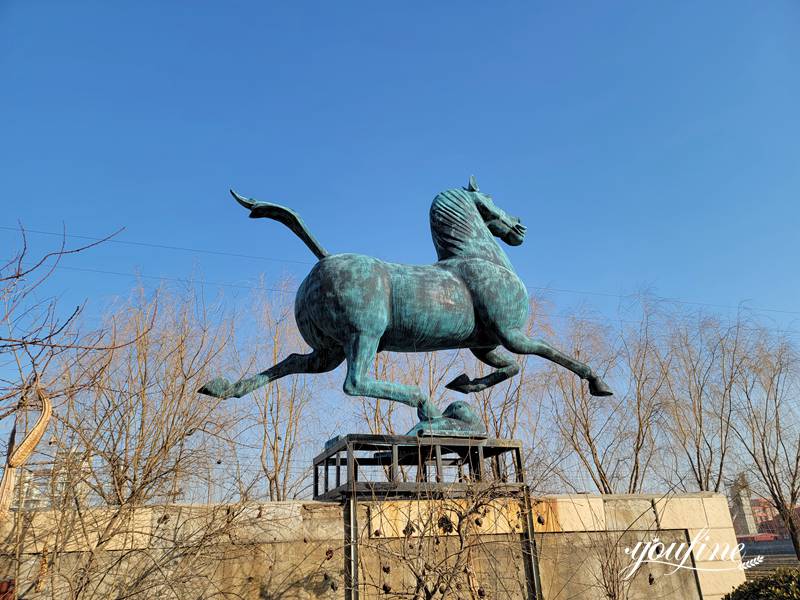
<box><xmin>756</xmin><ymin>506</ymin><xmax>800</xmax><ymax>540</ymax></box>
<box><xmin>729</xmin><ymin>473</ymin><xmax>758</xmax><ymax>536</ymax></box>
<box><xmin>751</xmin><ymin>498</ymin><xmax>779</xmax><ymax>529</ymax></box>
<box><xmin>10</xmin><ymin>449</ymin><xmax>91</xmax><ymax>513</ymax></box>
<box><xmin>728</xmin><ymin>472</ymin><xmax>799</xmax><ymax>540</ymax></box>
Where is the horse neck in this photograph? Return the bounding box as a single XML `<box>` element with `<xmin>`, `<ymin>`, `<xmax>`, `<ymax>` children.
<box><xmin>429</xmin><ymin>190</ymin><xmax>515</xmax><ymax>271</ymax></box>
<box><xmin>437</xmin><ymin>231</ymin><xmax>515</xmax><ymax>271</ymax></box>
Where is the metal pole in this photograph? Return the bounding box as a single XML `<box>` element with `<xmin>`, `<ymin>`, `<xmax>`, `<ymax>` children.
<box><xmin>517</xmin><ymin>446</ymin><xmax>543</xmax><ymax>600</ymax></box>
<box><xmin>344</xmin><ymin>441</ymin><xmax>359</xmax><ymax>600</ymax></box>
<box><xmin>344</xmin><ymin>493</ymin><xmax>360</xmax><ymax>600</ymax></box>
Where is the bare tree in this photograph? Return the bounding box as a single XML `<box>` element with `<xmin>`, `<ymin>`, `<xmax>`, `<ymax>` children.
<box><xmin>661</xmin><ymin>314</ymin><xmax>745</xmax><ymax>492</ymax></box>
<box><xmin>547</xmin><ymin>316</ymin><xmax>617</xmax><ymax>494</ymax></box>
<box><xmin>469</xmin><ymin>301</ymin><xmax>548</xmax><ymax>442</ymax></box>
<box><xmin>0</xmin><ymin>226</ymin><xmax>145</xmax><ymax>584</ymax></box>
<box><xmin>730</xmin><ymin>329</ymin><xmax>800</xmax><ymax>558</ymax></box>
<box><xmin>363</xmin><ymin>483</ymin><xmax>529</xmax><ymax>600</ymax></box>
<box><xmin>354</xmin><ymin>350</ymin><xmax>461</xmax><ymax>436</ymax></box>
<box><xmin>242</xmin><ymin>284</ymin><xmax>314</xmax><ymax>501</ymax></box>
<box><xmin>548</xmin><ymin>303</ymin><xmax>667</xmax><ymax>494</ymax></box>
<box><xmin>0</xmin><ymin>226</ymin><xmax>119</xmax><ymax>418</ymax></box>
<box><xmin>18</xmin><ymin>286</ymin><xmax>249</xmax><ymax>599</ymax></box>
<box><xmin>356</xmin><ymin>351</ymin><xmax>403</xmax><ymax>435</ymax></box>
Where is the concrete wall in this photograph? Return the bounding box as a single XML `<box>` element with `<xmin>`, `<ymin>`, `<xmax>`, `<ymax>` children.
<box><xmin>0</xmin><ymin>493</ymin><xmax>744</xmax><ymax>600</ymax></box>
<box><xmin>532</xmin><ymin>493</ymin><xmax>746</xmax><ymax>600</ymax></box>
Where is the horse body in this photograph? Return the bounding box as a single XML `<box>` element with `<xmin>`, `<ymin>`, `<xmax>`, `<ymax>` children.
<box><xmin>295</xmin><ymin>253</ymin><xmax>527</xmax><ymax>354</ymax></box>
<box><xmin>199</xmin><ymin>177</ymin><xmax>612</xmax><ymax>434</ymax></box>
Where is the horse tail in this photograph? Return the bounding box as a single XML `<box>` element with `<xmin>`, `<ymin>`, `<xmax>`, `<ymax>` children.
<box><xmin>230</xmin><ymin>190</ymin><xmax>329</xmax><ymax>260</ymax></box>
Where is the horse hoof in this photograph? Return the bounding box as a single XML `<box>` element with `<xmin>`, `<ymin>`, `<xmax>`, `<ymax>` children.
<box><xmin>588</xmin><ymin>377</ymin><xmax>613</xmax><ymax>397</ymax></box>
<box><xmin>445</xmin><ymin>373</ymin><xmax>472</xmax><ymax>394</ymax></box>
<box><xmin>198</xmin><ymin>377</ymin><xmax>232</xmax><ymax>398</ymax></box>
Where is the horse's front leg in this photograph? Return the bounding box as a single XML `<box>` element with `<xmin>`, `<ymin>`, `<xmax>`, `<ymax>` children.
<box><xmin>497</xmin><ymin>329</ymin><xmax>613</xmax><ymax>396</ymax></box>
<box><xmin>446</xmin><ymin>346</ymin><xmax>520</xmax><ymax>394</ymax></box>
<box><xmin>342</xmin><ymin>334</ymin><xmax>442</xmax><ymax>420</ymax></box>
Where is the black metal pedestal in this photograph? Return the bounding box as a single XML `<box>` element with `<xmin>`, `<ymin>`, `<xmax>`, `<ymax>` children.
<box><xmin>312</xmin><ymin>434</ymin><xmax>543</xmax><ymax>600</ymax></box>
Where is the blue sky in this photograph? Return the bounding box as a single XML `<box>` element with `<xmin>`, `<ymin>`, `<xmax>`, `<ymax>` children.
<box><xmin>2</xmin><ymin>1</ymin><xmax>799</xmax><ymax>332</ymax></box>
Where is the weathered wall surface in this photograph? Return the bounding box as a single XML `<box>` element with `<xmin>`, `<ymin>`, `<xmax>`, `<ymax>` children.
<box><xmin>0</xmin><ymin>493</ymin><xmax>744</xmax><ymax>600</ymax></box>
<box><xmin>532</xmin><ymin>493</ymin><xmax>746</xmax><ymax>600</ymax></box>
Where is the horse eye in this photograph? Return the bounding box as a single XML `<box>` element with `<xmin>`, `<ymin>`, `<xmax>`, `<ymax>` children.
<box><xmin>476</xmin><ymin>201</ymin><xmax>493</xmax><ymax>219</ymax></box>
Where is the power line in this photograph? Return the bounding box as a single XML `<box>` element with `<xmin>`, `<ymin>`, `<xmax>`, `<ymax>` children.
<box><xmin>0</xmin><ymin>225</ymin><xmax>314</xmax><ymax>266</ymax></box>
<box><xmin>6</xmin><ymin>224</ymin><xmax>800</xmax><ymax>318</ymax></box>
<box><xmin>526</xmin><ymin>285</ymin><xmax>800</xmax><ymax>317</ymax></box>
<box><xmin>57</xmin><ymin>265</ymin><xmax>287</xmax><ymax>293</ymax></box>
<box><xmin>52</xmin><ymin>264</ymin><xmax>800</xmax><ymax>338</ymax></box>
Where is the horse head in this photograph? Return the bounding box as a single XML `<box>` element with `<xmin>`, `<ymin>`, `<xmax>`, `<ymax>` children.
<box><xmin>463</xmin><ymin>176</ymin><xmax>527</xmax><ymax>246</ymax></box>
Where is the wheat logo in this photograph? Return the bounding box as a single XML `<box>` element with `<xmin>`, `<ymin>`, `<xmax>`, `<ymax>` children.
<box><xmin>740</xmin><ymin>556</ymin><xmax>764</xmax><ymax>570</ymax></box>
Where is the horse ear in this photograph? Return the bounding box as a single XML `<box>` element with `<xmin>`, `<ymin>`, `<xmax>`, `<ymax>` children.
<box><xmin>467</xmin><ymin>175</ymin><xmax>479</xmax><ymax>192</ymax></box>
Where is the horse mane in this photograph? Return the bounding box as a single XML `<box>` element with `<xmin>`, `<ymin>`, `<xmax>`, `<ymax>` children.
<box><xmin>429</xmin><ymin>189</ymin><xmax>478</xmax><ymax>260</ymax></box>
<box><xmin>431</xmin><ymin>188</ymin><xmax>508</xmax><ymax>263</ymax></box>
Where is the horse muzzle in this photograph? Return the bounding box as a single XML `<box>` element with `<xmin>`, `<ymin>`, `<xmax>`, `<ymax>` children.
<box><xmin>506</xmin><ymin>222</ymin><xmax>526</xmax><ymax>246</ymax></box>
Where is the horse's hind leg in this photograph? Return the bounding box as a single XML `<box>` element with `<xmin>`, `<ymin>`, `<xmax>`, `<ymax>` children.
<box><xmin>497</xmin><ymin>329</ymin><xmax>613</xmax><ymax>396</ymax></box>
<box><xmin>199</xmin><ymin>347</ymin><xmax>344</xmax><ymax>399</ymax></box>
<box><xmin>446</xmin><ymin>347</ymin><xmax>520</xmax><ymax>394</ymax></box>
<box><xmin>342</xmin><ymin>334</ymin><xmax>442</xmax><ymax>420</ymax></box>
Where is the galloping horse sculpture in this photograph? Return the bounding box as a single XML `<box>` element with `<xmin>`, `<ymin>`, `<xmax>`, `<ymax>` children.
<box><xmin>199</xmin><ymin>177</ymin><xmax>612</xmax><ymax>435</ymax></box>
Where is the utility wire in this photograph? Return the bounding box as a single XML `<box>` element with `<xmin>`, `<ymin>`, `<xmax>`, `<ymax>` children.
<box><xmin>52</xmin><ymin>264</ymin><xmax>800</xmax><ymax>337</ymax></box>
<box><xmin>0</xmin><ymin>225</ymin><xmax>314</xmax><ymax>266</ymax></box>
<box><xmin>5</xmin><ymin>224</ymin><xmax>799</xmax><ymax>318</ymax></box>
<box><xmin>57</xmin><ymin>265</ymin><xmax>280</xmax><ymax>293</ymax></box>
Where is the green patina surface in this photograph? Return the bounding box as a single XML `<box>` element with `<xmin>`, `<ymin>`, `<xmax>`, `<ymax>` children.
<box><xmin>199</xmin><ymin>177</ymin><xmax>612</xmax><ymax>436</ymax></box>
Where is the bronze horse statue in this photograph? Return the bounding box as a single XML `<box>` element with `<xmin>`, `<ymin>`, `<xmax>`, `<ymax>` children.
<box><xmin>199</xmin><ymin>177</ymin><xmax>612</xmax><ymax>435</ymax></box>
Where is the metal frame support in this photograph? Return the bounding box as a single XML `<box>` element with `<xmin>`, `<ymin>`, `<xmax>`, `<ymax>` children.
<box><xmin>344</xmin><ymin>441</ymin><xmax>359</xmax><ymax>600</ymax></box>
<box><xmin>312</xmin><ymin>435</ymin><xmax>542</xmax><ymax>600</ymax></box>
<box><xmin>515</xmin><ymin>446</ymin><xmax>543</xmax><ymax>600</ymax></box>
<box><xmin>344</xmin><ymin>493</ymin><xmax>359</xmax><ymax>600</ymax></box>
